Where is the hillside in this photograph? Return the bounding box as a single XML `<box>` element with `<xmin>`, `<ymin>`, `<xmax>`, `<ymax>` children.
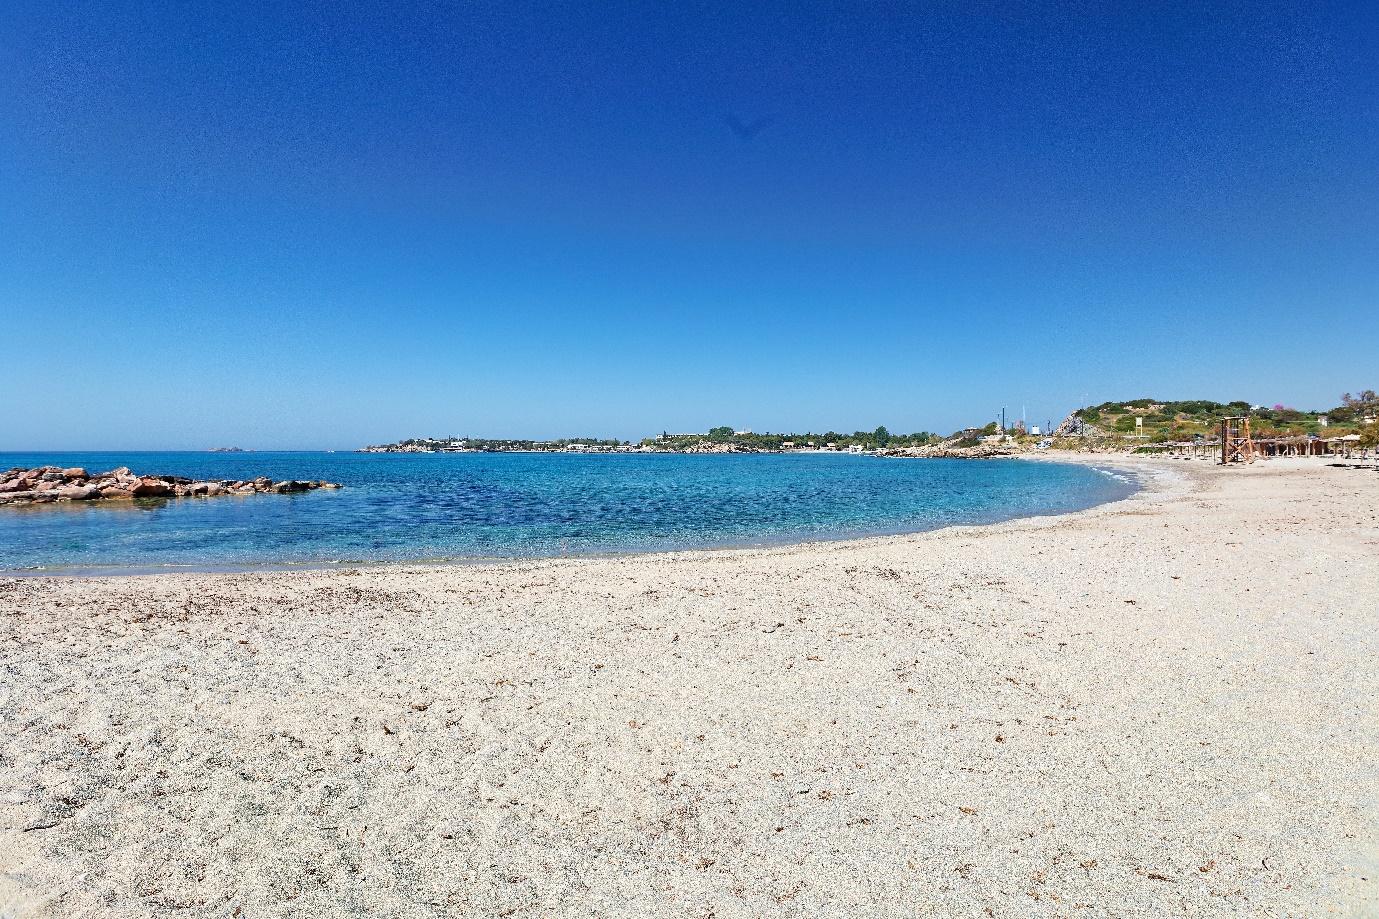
<box><xmin>1056</xmin><ymin>392</ymin><xmax>1376</xmax><ymax>444</ymax></box>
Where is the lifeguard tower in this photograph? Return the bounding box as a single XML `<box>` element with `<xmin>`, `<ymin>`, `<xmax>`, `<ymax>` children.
<box><xmin>1219</xmin><ymin>416</ymin><xmax>1255</xmax><ymax>464</ymax></box>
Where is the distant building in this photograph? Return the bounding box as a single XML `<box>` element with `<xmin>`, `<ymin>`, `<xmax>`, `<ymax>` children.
<box><xmin>734</xmin><ymin>429</ymin><xmax>752</xmax><ymax>436</ymax></box>
<box><xmin>1030</xmin><ymin>425</ymin><xmax>1041</xmax><ymax>436</ymax></box>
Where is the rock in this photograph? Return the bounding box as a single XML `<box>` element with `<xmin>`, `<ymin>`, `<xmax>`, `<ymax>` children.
<box><xmin>876</xmin><ymin>442</ymin><xmax>1021</xmax><ymax>459</ymax></box>
<box><xmin>130</xmin><ymin>478</ymin><xmax>174</xmax><ymax>497</ymax></box>
<box><xmin>0</xmin><ymin>467</ymin><xmax>341</xmax><ymax>506</ymax></box>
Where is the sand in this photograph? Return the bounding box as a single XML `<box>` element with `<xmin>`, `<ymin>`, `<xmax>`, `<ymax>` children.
<box><xmin>1</xmin><ymin>456</ymin><xmax>1376</xmax><ymax>918</ymax></box>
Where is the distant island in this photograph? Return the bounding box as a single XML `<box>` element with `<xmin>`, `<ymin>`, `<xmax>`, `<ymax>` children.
<box><xmin>360</xmin><ymin>391</ymin><xmax>1378</xmax><ymax>458</ymax></box>
<box><xmin>209</xmin><ymin>446</ymin><xmax>247</xmax><ymax>453</ymax></box>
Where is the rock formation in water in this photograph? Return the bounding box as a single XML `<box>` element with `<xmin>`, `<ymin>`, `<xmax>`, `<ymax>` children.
<box><xmin>0</xmin><ymin>467</ymin><xmax>342</xmax><ymax>505</ymax></box>
<box><xmin>875</xmin><ymin>444</ymin><xmax>1020</xmax><ymax>459</ymax></box>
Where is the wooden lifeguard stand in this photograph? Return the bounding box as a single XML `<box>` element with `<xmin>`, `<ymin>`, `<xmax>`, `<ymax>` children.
<box><xmin>1219</xmin><ymin>416</ymin><xmax>1255</xmax><ymax>464</ymax></box>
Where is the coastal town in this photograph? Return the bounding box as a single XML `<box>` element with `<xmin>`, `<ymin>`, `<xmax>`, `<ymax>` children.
<box><xmin>359</xmin><ymin>391</ymin><xmax>1379</xmax><ymax>460</ymax></box>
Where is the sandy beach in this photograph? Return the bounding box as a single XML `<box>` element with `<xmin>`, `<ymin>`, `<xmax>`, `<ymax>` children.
<box><xmin>1</xmin><ymin>456</ymin><xmax>1376</xmax><ymax>917</ymax></box>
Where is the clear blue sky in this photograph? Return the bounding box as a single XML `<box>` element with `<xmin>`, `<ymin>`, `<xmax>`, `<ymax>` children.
<box><xmin>2</xmin><ymin>1</ymin><xmax>1375</xmax><ymax>449</ymax></box>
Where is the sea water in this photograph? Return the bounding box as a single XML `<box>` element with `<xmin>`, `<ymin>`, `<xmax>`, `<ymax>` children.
<box><xmin>0</xmin><ymin>452</ymin><xmax>1136</xmax><ymax>573</ymax></box>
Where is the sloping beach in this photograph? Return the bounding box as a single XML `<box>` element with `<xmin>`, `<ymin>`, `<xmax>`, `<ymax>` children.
<box><xmin>1</xmin><ymin>457</ymin><xmax>1376</xmax><ymax>917</ymax></box>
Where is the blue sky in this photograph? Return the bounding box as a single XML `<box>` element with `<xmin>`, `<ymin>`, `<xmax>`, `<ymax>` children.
<box><xmin>2</xmin><ymin>1</ymin><xmax>1376</xmax><ymax>449</ymax></box>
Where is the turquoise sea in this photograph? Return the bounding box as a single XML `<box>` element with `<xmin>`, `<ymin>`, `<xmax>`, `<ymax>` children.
<box><xmin>0</xmin><ymin>452</ymin><xmax>1136</xmax><ymax>574</ymax></box>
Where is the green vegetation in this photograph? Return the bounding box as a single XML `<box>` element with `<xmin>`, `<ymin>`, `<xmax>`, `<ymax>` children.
<box><xmin>1063</xmin><ymin>391</ymin><xmax>1375</xmax><ymax>444</ymax></box>
<box><xmin>363</xmin><ymin>391</ymin><xmax>1377</xmax><ymax>454</ymax></box>
<box><xmin>1335</xmin><ymin>390</ymin><xmax>1379</xmax><ymax>425</ymax></box>
<box><xmin>642</xmin><ymin>427</ymin><xmax>937</xmax><ymax>452</ymax></box>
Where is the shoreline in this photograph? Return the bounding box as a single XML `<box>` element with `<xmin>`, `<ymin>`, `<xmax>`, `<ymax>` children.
<box><xmin>0</xmin><ymin>454</ymin><xmax>1154</xmax><ymax>579</ymax></box>
<box><xmin>3</xmin><ymin>456</ymin><xmax>1376</xmax><ymax>916</ymax></box>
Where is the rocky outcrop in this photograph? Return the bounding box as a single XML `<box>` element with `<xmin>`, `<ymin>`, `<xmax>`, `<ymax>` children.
<box><xmin>1053</xmin><ymin>412</ymin><xmax>1105</xmax><ymax>438</ymax></box>
<box><xmin>681</xmin><ymin>441</ymin><xmax>753</xmax><ymax>454</ymax></box>
<box><xmin>876</xmin><ymin>443</ymin><xmax>1023</xmax><ymax>459</ymax></box>
<box><xmin>0</xmin><ymin>467</ymin><xmax>343</xmax><ymax>506</ymax></box>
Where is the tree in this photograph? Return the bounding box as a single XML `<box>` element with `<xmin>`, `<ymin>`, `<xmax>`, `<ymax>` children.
<box><xmin>873</xmin><ymin>425</ymin><xmax>890</xmax><ymax>446</ymax></box>
<box><xmin>708</xmin><ymin>426</ymin><xmax>734</xmax><ymax>439</ymax></box>
<box><xmin>1337</xmin><ymin>391</ymin><xmax>1379</xmax><ymax>424</ymax></box>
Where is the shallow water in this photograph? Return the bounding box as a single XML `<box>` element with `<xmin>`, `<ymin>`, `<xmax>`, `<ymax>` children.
<box><xmin>0</xmin><ymin>452</ymin><xmax>1136</xmax><ymax>573</ymax></box>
